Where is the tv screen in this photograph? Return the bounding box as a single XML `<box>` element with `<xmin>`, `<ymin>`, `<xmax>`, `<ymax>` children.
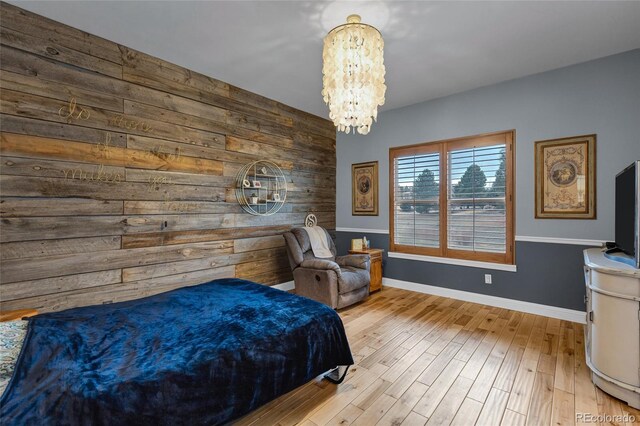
<box><xmin>615</xmin><ymin>161</ymin><xmax>638</xmax><ymax>259</ymax></box>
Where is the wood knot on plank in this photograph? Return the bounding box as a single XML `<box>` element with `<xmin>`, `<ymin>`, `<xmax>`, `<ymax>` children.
<box><xmin>45</xmin><ymin>47</ymin><xmax>59</xmax><ymax>56</ymax></box>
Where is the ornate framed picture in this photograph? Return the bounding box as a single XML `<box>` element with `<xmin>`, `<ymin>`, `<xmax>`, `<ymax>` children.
<box><xmin>535</xmin><ymin>134</ymin><xmax>596</xmax><ymax>219</ymax></box>
<box><xmin>352</xmin><ymin>161</ymin><xmax>379</xmax><ymax>216</ymax></box>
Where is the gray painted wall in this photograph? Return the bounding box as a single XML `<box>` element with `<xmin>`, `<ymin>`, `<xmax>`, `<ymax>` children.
<box><xmin>337</xmin><ymin>49</ymin><xmax>640</xmax><ymax>241</ymax></box>
<box><xmin>336</xmin><ymin>232</ymin><xmax>589</xmax><ymax>311</ymax></box>
<box><xmin>334</xmin><ymin>50</ymin><xmax>640</xmax><ymax>311</ymax></box>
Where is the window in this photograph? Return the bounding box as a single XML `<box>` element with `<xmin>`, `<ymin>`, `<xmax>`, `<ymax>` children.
<box><xmin>390</xmin><ymin>131</ymin><xmax>514</xmax><ymax>265</ymax></box>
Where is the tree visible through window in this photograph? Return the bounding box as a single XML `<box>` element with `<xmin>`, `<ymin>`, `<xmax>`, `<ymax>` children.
<box><xmin>454</xmin><ymin>164</ymin><xmax>486</xmax><ymax>198</ymax></box>
<box><xmin>415</xmin><ymin>168</ymin><xmax>438</xmax><ymax>214</ymax></box>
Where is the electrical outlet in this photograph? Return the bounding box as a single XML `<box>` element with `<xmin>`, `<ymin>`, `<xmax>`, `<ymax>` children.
<box><xmin>484</xmin><ymin>274</ymin><xmax>492</xmax><ymax>284</ymax></box>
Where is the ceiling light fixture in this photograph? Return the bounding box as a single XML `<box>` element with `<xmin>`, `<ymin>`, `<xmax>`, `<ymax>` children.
<box><xmin>322</xmin><ymin>14</ymin><xmax>386</xmax><ymax>135</ymax></box>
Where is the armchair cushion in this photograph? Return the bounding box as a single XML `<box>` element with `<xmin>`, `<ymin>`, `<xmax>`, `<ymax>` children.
<box><xmin>290</xmin><ymin>228</ymin><xmax>312</xmax><ymax>255</ymax></box>
<box><xmin>338</xmin><ymin>267</ymin><xmax>370</xmax><ymax>294</ymax></box>
<box><xmin>336</xmin><ymin>255</ymin><xmax>370</xmax><ymax>270</ymax></box>
<box><xmin>291</xmin><ymin>228</ymin><xmax>337</xmax><ymax>260</ymax></box>
<box><xmin>300</xmin><ymin>259</ymin><xmax>342</xmax><ymax>278</ymax></box>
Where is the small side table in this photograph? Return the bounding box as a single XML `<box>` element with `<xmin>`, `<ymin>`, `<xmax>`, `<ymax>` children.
<box><xmin>348</xmin><ymin>248</ymin><xmax>383</xmax><ymax>293</ymax></box>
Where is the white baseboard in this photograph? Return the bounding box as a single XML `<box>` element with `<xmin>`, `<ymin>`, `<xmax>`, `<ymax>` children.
<box><xmin>383</xmin><ymin>277</ymin><xmax>586</xmax><ymax>324</ymax></box>
<box><xmin>275</xmin><ymin>278</ymin><xmax>585</xmax><ymax>323</ymax></box>
<box><xmin>273</xmin><ymin>280</ymin><xmax>295</xmax><ymax>291</ymax></box>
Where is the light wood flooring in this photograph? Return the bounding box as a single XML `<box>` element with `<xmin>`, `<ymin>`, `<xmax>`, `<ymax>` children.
<box><xmin>235</xmin><ymin>287</ymin><xmax>640</xmax><ymax>426</ymax></box>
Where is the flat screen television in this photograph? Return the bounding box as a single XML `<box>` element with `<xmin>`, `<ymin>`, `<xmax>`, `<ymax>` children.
<box><xmin>613</xmin><ymin>160</ymin><xmax>640</xmax><ymax>268</ymax></box>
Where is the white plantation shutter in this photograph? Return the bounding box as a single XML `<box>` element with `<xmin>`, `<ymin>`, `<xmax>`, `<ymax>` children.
<box><xmin>447</xmin><ymin>144</ymin><xmax>507</xmax><ymax>254</ymax></box>
<box><xmin>390</xmin><ymin>131</ymin><xmax>514</xmax><ymax>265</ymax></box>
<box><xmin>393</xmin><ymin>153</ymin><xmax>440</xmax><ymax>249</ymax></box>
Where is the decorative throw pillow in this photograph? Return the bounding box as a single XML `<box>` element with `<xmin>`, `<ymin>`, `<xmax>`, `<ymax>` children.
<box><xmin>0</xmin><ymin>320</ymin><xmax>28</xmax><ymax>396</ymax></box>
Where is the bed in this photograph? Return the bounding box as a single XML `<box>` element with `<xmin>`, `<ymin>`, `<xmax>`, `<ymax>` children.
<box><xmin>0</xmin><ymin>278</ymin><xmax>353</xmax><ymax>425</ymax></box>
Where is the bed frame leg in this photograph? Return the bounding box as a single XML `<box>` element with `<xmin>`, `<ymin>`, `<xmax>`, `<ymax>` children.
<box><xmin>324</xmin><ymin>365</ymin><xmax>350</xmax><ymax>384</ymax></box>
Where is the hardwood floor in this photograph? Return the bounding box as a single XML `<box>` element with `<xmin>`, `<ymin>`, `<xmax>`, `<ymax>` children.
<box><xmin>234</xmin><ymin>287</ymin><xmax>640</xmax><ymax>426</ymax></box>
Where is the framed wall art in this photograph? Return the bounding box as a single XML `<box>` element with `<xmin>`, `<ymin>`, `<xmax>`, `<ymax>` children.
<box><xmin>352</xmin><ymin>161</ymin><xmax>379</xmax><ymax>215</ymax></box>
<box><xmin>535</xmin><ymin>134</ymin><xmax>596</xmax><ymax>219</ymax></box>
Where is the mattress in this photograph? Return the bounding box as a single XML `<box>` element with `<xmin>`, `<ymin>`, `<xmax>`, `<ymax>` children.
<box><xmin>0</xmin><ymin>278</ymin><xmax>353</xmax><ymax>425</ymax></box>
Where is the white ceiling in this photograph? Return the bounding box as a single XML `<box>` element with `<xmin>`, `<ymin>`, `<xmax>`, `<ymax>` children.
<box><xmin>10</xmin><ymin>1</ymin><xmax>640</xmax><ymax>118</ymax></box>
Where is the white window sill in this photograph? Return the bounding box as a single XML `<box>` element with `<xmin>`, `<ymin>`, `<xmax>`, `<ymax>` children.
<box><xmin>388</xmin><ymin>251</ymin><xmax>517</xmax><ymax>272</ymax></box>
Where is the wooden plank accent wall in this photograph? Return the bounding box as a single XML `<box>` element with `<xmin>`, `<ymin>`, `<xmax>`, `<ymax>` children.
<box><xmin>0</xmin><ymin>2</ymin><xmax>336</xmax><ymax>312</ymax></box>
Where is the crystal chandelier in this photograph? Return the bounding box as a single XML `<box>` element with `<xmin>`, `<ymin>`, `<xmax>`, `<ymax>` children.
<box><xmin>322</xmin><ymin>14</ymin><xmax>386</xmax><ymax>135</ymax></box>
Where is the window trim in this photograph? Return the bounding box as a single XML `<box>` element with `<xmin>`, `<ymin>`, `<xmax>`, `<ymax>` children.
<box><xmin>389</xmin><ymin>130</ymin><xmax>515</xmax><ymax>265</ymax></box>
<box><xmin>387</xmin><ymin>251</ymin><xmax>518</xmax><ymax>272</ymax></box>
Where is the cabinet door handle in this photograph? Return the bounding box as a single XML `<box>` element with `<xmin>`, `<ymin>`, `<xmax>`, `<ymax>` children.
<box><xmin>589</xmin><ymin>311</ymin><xmax>594</xmax><ymax>322</ymax></box>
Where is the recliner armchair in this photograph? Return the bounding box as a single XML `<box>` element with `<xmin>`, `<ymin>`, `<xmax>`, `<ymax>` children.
<box><xmin>283</xmin><ymin>227</ymin><xmax>370</xmax><ymax>309</ymax></box>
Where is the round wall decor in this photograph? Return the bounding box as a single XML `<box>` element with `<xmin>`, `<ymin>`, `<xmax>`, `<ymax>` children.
<box><xmin>235</xmin><ymin>160</ymin><xmax>287</xmax><ymax>216</ymax></box>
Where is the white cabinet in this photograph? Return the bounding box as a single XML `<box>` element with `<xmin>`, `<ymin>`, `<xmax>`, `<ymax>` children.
<box><xmin>584</xmin><ymin>248</ymin><xmax>640</xmax><ymax>409</ymax></box>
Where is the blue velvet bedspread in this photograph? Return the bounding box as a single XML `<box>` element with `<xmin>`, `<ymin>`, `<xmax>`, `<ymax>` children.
<box><xmin>0</xmin><ymin>278</ymin><xmax>353</xmax><ymax>425</ymax></box>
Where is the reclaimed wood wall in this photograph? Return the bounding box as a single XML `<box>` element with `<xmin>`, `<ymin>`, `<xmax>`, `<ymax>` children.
<box><xmin>0</xmin><ymin>2</ymin><xmax>336</xmax><ymax>312</ymax></box>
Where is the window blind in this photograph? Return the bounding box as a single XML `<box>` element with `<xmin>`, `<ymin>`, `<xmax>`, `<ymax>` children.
<box><xmin>447</xmin><ymin>144</ymin><xmax>506</xmax><ymax>253</ymax></box>
<box><xmin>393</xmin><ymin>152</ymin><xmax>440</xmax><ymax>248</ymax></box>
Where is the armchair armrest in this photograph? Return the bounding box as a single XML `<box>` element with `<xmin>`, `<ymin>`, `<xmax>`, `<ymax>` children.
<box><xmin>336</xmin><ymin>254</ymin><xmax>370</xmax><ymax>271</ymax></box>
<box><xmin>299</xmin><ymin>259</ymin><xmax>342</xmax><ymax>278</ymax></box>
